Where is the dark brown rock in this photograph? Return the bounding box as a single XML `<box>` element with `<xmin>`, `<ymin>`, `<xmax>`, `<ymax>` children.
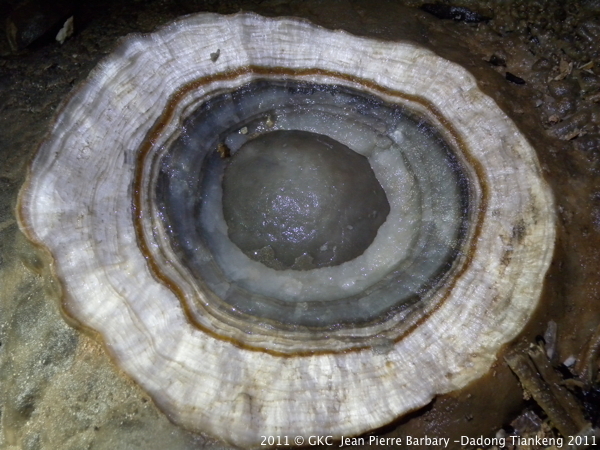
<box><xmin>420</xmin><ymin>3</ymin><xmax>491</xmax><ymax>23</ymax></box>
<box><xmin>548</xmin><ymin>79</ymin><xmax>578</xmax><ymax>98</ymax></box>
<box><xmin>574</xmin><ymin>134</ymin><xmax>600</xmax><ymax>154</ymax></box>
<box><xmin>6</xmin><ymin>0</ymin><xmax>75</xmax><ymax>52</ymax></box>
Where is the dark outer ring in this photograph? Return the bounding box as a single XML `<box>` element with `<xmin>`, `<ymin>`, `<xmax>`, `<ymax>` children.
<box><xmin>132</xmin><ymin>66</ymin><xmax>489</xmax><ymax>357</ymax></box>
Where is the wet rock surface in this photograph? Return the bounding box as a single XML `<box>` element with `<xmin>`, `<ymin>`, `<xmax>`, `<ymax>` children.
<box><xmin>223</xmin><ymin>130</ymin><xmax>390</xmax><ymax>270</ymax></box>
<box><xmin>1</xmin><ymin>1</ymin><xmax>600</xmax><ymax>449</ymax></box>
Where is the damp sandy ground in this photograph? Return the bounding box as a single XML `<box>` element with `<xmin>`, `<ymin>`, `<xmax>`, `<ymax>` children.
<box><xmin>1</xmin><ymin>1</ymin><xmax>600</xmax><ymax>449</ymax></box>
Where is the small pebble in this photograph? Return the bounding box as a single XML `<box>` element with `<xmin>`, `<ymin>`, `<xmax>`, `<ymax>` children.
<box><xmin>420</xmin><ymin>3</ymin><xmax>491</xmax><ymax>23</ymax></box>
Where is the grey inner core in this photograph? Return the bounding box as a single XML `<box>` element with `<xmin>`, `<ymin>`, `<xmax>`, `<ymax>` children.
<box><xmin>222</xmin><ymin>130</ymin><xmax>390</xmax><ymax>270</ymax></box>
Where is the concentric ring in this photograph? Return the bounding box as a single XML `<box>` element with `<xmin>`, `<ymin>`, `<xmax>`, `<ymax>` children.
<box><xmin>18</xmin><ymin>13</ymin><xmax>555</xmax><ymax>447</ymax></box>
<box><xmin>151</xmin><ymin>78</ymin><xmax>470</xmax><ymax>332</ymax></box>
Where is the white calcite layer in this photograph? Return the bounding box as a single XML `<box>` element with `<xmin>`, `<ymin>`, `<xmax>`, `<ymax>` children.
<box><xmin>19</xmin><ymin>13</ymin><xmax>555</xmax><ymax>448</ymax></box>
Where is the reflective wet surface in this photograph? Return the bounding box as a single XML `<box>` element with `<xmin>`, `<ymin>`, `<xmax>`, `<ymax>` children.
<box><xmin>2</xmin><ymin>1</ymin><xmax>600</xmax><ymax>449</ymax></box>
